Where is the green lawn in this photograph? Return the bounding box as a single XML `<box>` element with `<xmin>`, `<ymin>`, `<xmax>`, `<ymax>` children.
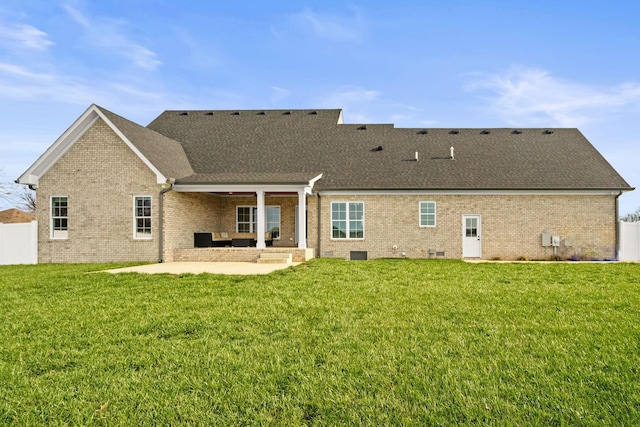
<box><xmin>1</xmin><ymin>259</ymin><xmax>639</xmax><ymax>425</ymax></box>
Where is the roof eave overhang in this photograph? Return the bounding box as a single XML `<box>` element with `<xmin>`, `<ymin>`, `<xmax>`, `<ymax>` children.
<box><xmin>174</xmin><ymin>173</ymin><xmax>323</xmax><ymax>194</ymax></box>
<box><xmin>16</xmin><ymin>104</ymin><xmax>167</xmax><ymax>188</ymax></box>
<box><xmin>317</xmin><ymin>188</ymin><xmax>632</xmax><ymax>196</ymax></box>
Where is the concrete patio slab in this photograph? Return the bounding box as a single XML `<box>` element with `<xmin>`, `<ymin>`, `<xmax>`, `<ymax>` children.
<box><xmin>103</xmin><ymin>261</ymin><xmax>302</xmax><ymax>275</ymax></box>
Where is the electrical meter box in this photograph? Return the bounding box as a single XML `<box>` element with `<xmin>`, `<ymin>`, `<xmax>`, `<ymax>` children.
<box><xmin>551</xmin><ymin>235</ymin><xmax>560</xmax><ymax>247</ymax></box>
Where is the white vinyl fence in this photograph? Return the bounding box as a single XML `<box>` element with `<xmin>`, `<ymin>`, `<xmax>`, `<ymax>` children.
<box><xmin>0</xmin><ymin>221</ymin><xmax>37</xmax><ymax>265</ymax></box>
<box><xmin>619</xmin><ymin>221</ymin><xmax>640</xmax><ymax>261</ymax></box>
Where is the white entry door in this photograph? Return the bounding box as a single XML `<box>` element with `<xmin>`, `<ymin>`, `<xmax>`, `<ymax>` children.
<box><xmin>462</xmin><ymin>215</ymin><xmax>481</xmax><ymax>258</ymax></box>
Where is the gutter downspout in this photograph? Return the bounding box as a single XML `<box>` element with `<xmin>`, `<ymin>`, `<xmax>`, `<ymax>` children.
<box><xmin>615</xmin><ymin>191</ymin><xmax>621</xmax><ymax>260</ymax></box>
<box><xmin>317</xmin><ymin>193</ymin><xmax>322</xmax><ymax>257</ymax></box>
<box><xmin>158</xmin><ymin>179</ymin><xmax>175</xmax><ymax>263</ymax></box>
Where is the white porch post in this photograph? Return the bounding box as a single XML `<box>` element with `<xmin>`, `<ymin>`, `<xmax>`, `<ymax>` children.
<box><xmin>297</xmin><ymin>190</ymin><xmax>307</xmax><ymax>249</ymax></box>
<box><xmin>256</xmin><ymin>190</ymin><xmax>266</xmax><ymax>249</ymax></box>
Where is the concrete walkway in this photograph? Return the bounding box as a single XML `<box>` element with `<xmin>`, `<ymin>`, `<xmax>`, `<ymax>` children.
<box><xmin>103</xmin><ymin>261</ymin><xmax>302</xmax><ymax>275</ymax></box>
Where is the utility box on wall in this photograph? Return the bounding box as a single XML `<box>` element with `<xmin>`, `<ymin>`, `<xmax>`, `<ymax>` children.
<box><xmin>541</xmin><ymin>233</ymin><xmax>561</xmax><ymax>247</ymax></box>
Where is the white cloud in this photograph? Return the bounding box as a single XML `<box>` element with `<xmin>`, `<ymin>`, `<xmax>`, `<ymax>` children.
<box><xmin>291</xmin><ymin>6</ymin><xmax>365</xmax><ymax>43</ymax></box>
<box><xmin>63</xmin><ymin>5</ymin><xmax>162</xmax><ymax>70</ymax></box>
<box><xmin>271</xmin><ymin>86</ymin><xmax>290</xmax><ymax>96</ymax></box>
<box><xmin>0</xmin><ymin>63</ymin><xmax>53</xmax><ymax>81</ymax></box>
<box><xmin>63</xmin><ymin>4</ymin><xmax>91</xmax><ymax>28</ymax></box>
<box><xmin>0</xmin><ymin>23</ymin><xmax>53</xmax><ymax>51</ymax></box>
<box><xmin>319</xmin><ymin>85</ymin><xmax>380</xmax><ymax>107</ymax></box>
<box><xmin>468</xmin><ymin>67</ymin><xmax>640</xmax><ymax>127</ymax></box>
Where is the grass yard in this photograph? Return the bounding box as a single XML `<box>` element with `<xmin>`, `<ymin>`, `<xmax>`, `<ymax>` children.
<box><xmin>1</xmin><ymin>259</ymin><xmax>639</xmax><ymax>425</ymax></box>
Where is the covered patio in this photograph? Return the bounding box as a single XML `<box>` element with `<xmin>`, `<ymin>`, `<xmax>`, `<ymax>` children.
<box><xmin>161</xmin><ymin>173</ymin><xmax>322</xmax><ymax>262</ymax></box>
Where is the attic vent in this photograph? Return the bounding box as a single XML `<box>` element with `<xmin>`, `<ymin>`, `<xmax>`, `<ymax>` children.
<box><xmin>205</xmin><ymin>112</ymin><xmax>213</xmax><ymax>115</ymax></box>
<box><xmin>371</xmin><ymin>145</ymin><xmax>383</xmax><ymax>152</ymax></box>
<box><xmin>357</xmin><ymin>125</ymin><xmax>367</xmax><ymax>130</ymax></box>
<box><xmin>417</xmin><ymin>130</ymin><xmax>428</xmax><ymax>135</ymax></box>
<box><xmin>449</xmin><ymin>129</ymin><xmax>459</xmax><ymax>135</ymax></box>
<box><xmin>179</xmin><ymin>112</ymin><xmax>188</xmax><ymax>116</ymax></box>
<box><xmin>257</xmin><ymin>111</ymin><xmax>266</xmax><ymax>115</ymax></box>
<box><xmin>282</xmin><ymin>111</ymin><xmax>291</xmax><ymax>115</ymax></box>
<box><xmin>512</xmin><ymin>130</ymin><xmax>522</xmax><ymax>134</ymax></box>
<box><xmin>543</xmin><ymin>129</ymin><xmax>554</xmax><ymax>134</ymax></box>
<box><xmin>308</xmin><ymin>111</ymin><xmax>318</xmax><ymax>115</ymax></box>
<box><xmin>231</xmin><ymin>112</ymin><xmax>240</xmax><ymax>115</ymax></box>
<box><xmin>480</xmin><ymin>130</ymin><xmax>490</xmax><ymax>134</ymax></box>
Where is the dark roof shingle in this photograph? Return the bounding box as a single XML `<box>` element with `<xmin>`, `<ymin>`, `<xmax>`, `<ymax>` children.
<box><xmin>144</xmin><ymin>109</ymin><xmax>631</xmax><ymax>191</ymax></box>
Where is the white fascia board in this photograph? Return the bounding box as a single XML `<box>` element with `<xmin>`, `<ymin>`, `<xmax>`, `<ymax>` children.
<box><xmin>17</xmin><ymin>106</ymin><xmax>100</xmax><ymax>187</ymax></box>
<box><xmin>175</xmin><ymin>184</ymin><xmax>308</xmax><ymax>193</ymax></box>
<box><xmin>93</xmin><ymin>109</ymin><xmax>167</xmax><ymax>184</ymax></box>
<box><xmin>318</xmin><ymin>189</ymin><xmax>623</xmax><ymax>196</ymax></box>
<box><xmin>17</xmin><ymin>104</ymin><xmax>167</xmax><ymax>187</ymax></box>
<box><xmin>175</xmin><ymin>174</ymin><xmax>324</xmax><ymax>194</ymax></box>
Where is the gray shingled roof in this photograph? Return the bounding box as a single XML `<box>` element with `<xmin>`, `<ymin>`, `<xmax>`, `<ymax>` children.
<box><xmin>97</xmin><ymin>106</ymin><xmax>193</xmax><ymax>180</ymax></box>
<box><xmin>145</xmin><ymin>109</ymin><xmax>631</xmax><ymax>191</ymax></box>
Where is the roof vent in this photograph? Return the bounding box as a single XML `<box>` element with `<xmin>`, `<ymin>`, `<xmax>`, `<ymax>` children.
<box><xmin>371</xmin><ymin>145</ymin><xmax>383</xmax><ymax>152</ymax></box>
<box><xmin>308</xmin><ymin>111</ymin><xmax>318</xmax><ymax>115</ymax></box>
<box><xmin>480</xmin><ymin>130</ymin><xmax>490</xmax><ymax>134</ymax></box>
<box><xmin>205</xmin><ymin>112</ymin><xmax>213</xmax><ymax>115</ymax></box>
<box><xmin>449</xmin><ymin>129</ymin><xmax>459</xmax><ymax>135</ymax></box>
<box><xmin>417</xmin><ymin>130</ymin><xmax>428</xmax><ymax>135</ymax></box>
<box><xmin>231</xmin><ymin>111</ymin><xmax>240</xmax><ymax>115</ymax></box>
<box><xmin>357</xmin><ymin>125</ymin><xmax>367</xmax><ymax>130</ymax></box>
<box><xmin>282</xmin><ymin>111</ymin><xmax>291</xmax><ymax>115</ymax></box>
<box><xmin>543</xmin><ymin>129</ymin><xmax>554</xmax><ymax>134</ymax></box>
<box><xmin>512</xmin><ymin>130</ymin><xmax>522</xmax><ymax>134</ymax></box>
<box><xmin>179</xmin><ymin>112</ymin><xmax>188</xmax><ymax>116</ymax></box>
<box><xmin>257</xmin><ymin>111</ymin><xmax>266</xmax><ymax>115</ymax></box>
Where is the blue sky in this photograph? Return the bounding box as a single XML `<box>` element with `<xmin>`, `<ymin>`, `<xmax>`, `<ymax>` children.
<box><xmin>1</xmin><ymin>0</ymin><xmax>639</xmax><ymax>214</ymax></box>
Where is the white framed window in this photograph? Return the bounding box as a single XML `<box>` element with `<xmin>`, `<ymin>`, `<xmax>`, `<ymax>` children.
<box><xmin>266</xmin><ymin>206</ymin><xmax>281</xmax><ymax>239</ymax></box>
<box><xmin>236</xmin><ymin>206</ymin><xmax>281</xmax><ymax>239</ymax></box>
<box><xmin>237</xmin><ymin>206</ymin><xmax>255</xmax><ymax>233</ymax></box>
<box><xmin>419</xmin><ymin>201</ymin><xmax>436</xmax><ymax>227</ymax></box>
<box><xmin>50</xmin><ymin>196</ymin><xmax>68</xmax><ymax>239</ymax></box>
<box><xmin>134</xmin><ymin>196</ymin><xmax>152</xmax><ymax>239</ymax></box>
<box><xmin>331</xmin><ymin>202</ymin><xmax>364</xmax><ymax>239</ymax></box>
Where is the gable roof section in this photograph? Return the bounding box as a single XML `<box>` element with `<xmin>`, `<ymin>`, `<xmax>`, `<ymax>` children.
<box><xmin>99</xmin><ymin>107</ymin><xmax>193</xmax><ymax>181</ymax></box>
<box><xmin>17</xmin><ymin>104</ymin><xmax>192</xmax><ymax>187</ymax></box>
<box><xmin>0</xmin><ymin>208</ymin><xmax>35</xmax><ymax>224</ymax></box>
<box><xmin>18</xmin><ymin>106</ymin><xmax>632</xmax><ymax>192</ymax></box>
<box><xmin>147</xmin><ymin>109</ymin><xmax>632</xmax><ymax>192</ymax></box>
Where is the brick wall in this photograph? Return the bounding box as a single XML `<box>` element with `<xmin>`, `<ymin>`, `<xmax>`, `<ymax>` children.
<box><xmin>162</xmin><ymin>194</ymin><xmax>308</xmax><ymax>260</ymax></box>
<box><xmin>36</xmin><ymin>118</ymin><xmax>616</xmax><ymax>264</ymax></box>
<box><xmin>317</xmin><ymin>194</ymin><xmax>617</xmax><ymax>260</ymax></box>
<box><xmin>36</xmin><ymin>118</ymin><xmax>161</xmax><ymax>263</ymax></box>
<box><xmin>162</xmin><ymin>191</ymin><xmax>221</xmax><ymax>262</ymax></box>
<box><xmin>174</xmin><ymin>247</ymin><xmax>314</xmax><ymax>262</ymax></box>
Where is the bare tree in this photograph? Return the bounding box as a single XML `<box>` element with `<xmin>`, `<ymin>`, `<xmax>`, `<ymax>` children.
<box><xmin>0</xmin><ymin>168</ymin><xmax>36</xmax><ymax>213</ymax></box>
<box><xmin>621</xmin><ymin>207</ymin><xmax>640</xmax><ymax>222</ymax></box>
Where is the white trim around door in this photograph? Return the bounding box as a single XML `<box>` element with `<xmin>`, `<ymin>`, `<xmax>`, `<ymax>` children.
<box><xmin>462</xmin><ymin>214</ymin><xmax>482</xmax><ymax>258</ymax></box>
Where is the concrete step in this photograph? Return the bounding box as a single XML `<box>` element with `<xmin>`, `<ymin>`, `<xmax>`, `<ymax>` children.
<box><xmin>256</xmin><ymin>253</ymin><xmax>292</xmax><ymax>264</ymax></box>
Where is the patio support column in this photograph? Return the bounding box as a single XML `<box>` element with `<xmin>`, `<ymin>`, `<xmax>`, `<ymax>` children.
<box><xmin>297</xmin><ymin>190</ymin><xmax>307</xmax><ymax>249</ymax></box>
<box><xmin>256</xmin><ymin>190</ymin><xmax>266</xmax><ymax>249</ymax></box>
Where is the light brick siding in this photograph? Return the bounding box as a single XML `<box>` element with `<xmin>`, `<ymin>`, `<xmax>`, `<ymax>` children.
<box><xmin>36</xmin><ymin>119</ymin><xmax>161</xmax><ymax>263</ymax></box>
<box><xmin>162</xmin><ymin>192</ymin><xmax>221</xmax><ymax>262</ymax></box>
<box><xmin>35</xmin><ymin>117</ymin><xmax>617</xmax><ymax>263</ymax></box>
<box><xmin>173</xmin><ymin>247</ymin><xmax>314</xmax><ymax>263</ymax></box>
<box><xmin>317</xmin><ymin>194</ymin><xmax>617</xmax><ymax>260</ymax></box>
<box><xmin>162</xmin><ymin>194</ymin><xmax>310</xmax><ymax>261</ymax></box>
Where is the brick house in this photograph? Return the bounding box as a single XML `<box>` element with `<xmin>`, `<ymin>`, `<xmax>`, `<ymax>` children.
<box><xmin>17</xmin><ymin>104</ymin><xmax>632</xmax><ymax>263</ymax></box>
